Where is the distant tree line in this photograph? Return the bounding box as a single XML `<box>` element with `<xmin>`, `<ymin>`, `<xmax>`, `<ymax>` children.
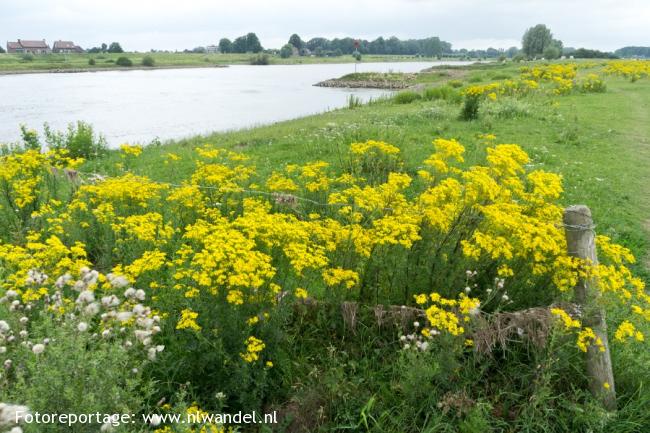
<box><xmin>214</xmin><ymin>33</ymin><xmax>263</xmax><ymax>54</ymax></box>
<box><xmin>615</xmin><ymin>46</ymin><xmax>650</xmax><ymax>58</ymax></box>
<box><xmin>563</xmin><ymin>47</ymin><xmax>618</xmax><ymax>59</ymax></box>
<box><xmin>87</xmin><ymin>42</ymin><xmax>124</xmax><ymax>53</ymax></box>
<box><xmin>279</xmin><ymin>34</ymin><xmax>453</xmax><ymax>57</ymax></box>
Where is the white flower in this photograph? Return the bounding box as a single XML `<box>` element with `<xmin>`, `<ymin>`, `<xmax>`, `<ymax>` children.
<box><xmin>147</xmin><ymin>347</ymin><xmax>158</xmax><ymax>361</ymax></box>
<box><xmin>403</xmin><ymin>344</ymin><xmax>410</xmax><ymax>350</ymax></box>
<box><xmin>149</xmin><ymin>414</ymin><xmax>162</xmax><ymax>426</ymax></box>
<box><xmin>32</xmin><ymin>344</ymin><xmax>45</xmax><ymax>355</ymax></box>
<box><xmin>400</xmin><ymin>335</ymin><xmax>407</xmax><ymax>342</ymax></box>
<box><xmin>109</xmin><ymin>275</ymin><xmax>129</xmax><ymax>289</ymax></box>
<box><xmin>5</xmin><ymin>290</ymin><xmax>18</xmax><ymax>299</ymax></box>
<box><xmin>464</xmin><ymin>286</ymin><xmax>471</xmax><ymax>293</ymax></box>
<box><xmin>420</xmin><ymin>342</ymin><xmax>429</xmax><ymax>351</ymax></box>
<box><xmin>124</xmin><ymin>288</ymin><xmax>136</xmax><ymax>299</ymax></box>
<box><xmin>77</xmin><ymin>322</ymin><xmax>88</xmax><ymax>332</ymax></box>
<box><xmin>42</xmin><ymin>338</ymin><xmax>50</xmax><ymax>344</ymax></box>
<box><xmin>55</xmin><ymin>273</ymin><xmax>72</xmax><ymax>289</ymax></box>
<box><xmin>116</xmin><ymin>312</ymin><xmax>133</xmax><ymax>323</ymax></box>
<box><xmin>76</xmin><ymin>290</ymin><xmax>95</xmax><ymax>305</ymax></box>
<box><xmin>0</xmin><ymin>321</ymin><xmax>10</xmax><ymax>333</ymax></box>
<box><xmin>134</xmin><ymin>330</ymin><xmax>151</xmax><ymax>342</ymax></box>
<box><xmin>101</xmin><ymin>330</ymin><xmax>111</xmax><ymax>338</ymax></box>
<box><xmin>19</xmin><ymin>317</ymin><xmax>28</xmax><ymax>325</ymax></box>
<box><xmin>0</xmin><ymin>403</ymin><xmax>30</xmax><ymax>426</ymax></box>
<box><xmin>502</xmin><ymin>294</ymin><xmax>509</xmax><ymax>301</ymax></box>
<box><xmin>132</xmin><ymin>304</ymin><xmax>145</xmax><ymax>316</ymax></box>
<box><xmin>413</xmin><ymin>321</ymin><xmax>420</xmax><ymax>328</ymax></box>
<box><xmin>84</xmin><ymin>303</ymin><xmax>100</xmax><ymax>316</ymax></box>
<box><xmin>100</xmin><ymin>422</ymin><xmax>114</xmax><ymax>432</ymax></box>
<box><xmin>101</xmin><ymin>295</ymin><xmax>120</xmax><ymax>308</ymax></box>
<box><xmin>0</xmin><ymin>347</ymin><xmax>6</xmax><ymax>354</ymax></box>
<box><xmin>19</xmin><ymin>330</ymin><xmax>28</xmax><ymax>339</ymax></box>
<box><xmin>215</xmin><ymin>392</ymin><xmax>226</xmax><ymax>400</ymax></box>
<box><xmin>135</xmin><ymin>289</ymin><xmax>146</xmax><ymax>301</ymax></box>
<box><xmin>156</xmin><ymin>345</ymin><xmax>165</xmax><ymax>352</ymax></box>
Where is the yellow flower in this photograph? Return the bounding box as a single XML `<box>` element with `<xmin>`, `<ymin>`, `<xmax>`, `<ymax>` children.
<box><xmin>176</xmin><ymin>308</ymin><xmax>201</xmax><ymax>331</ymax></box>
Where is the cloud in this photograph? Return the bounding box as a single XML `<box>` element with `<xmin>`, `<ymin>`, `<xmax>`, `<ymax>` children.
<box><xmin>1</xmin><ymin>0</ymin><xmax>648</xmax><ymax>51</ymax></box>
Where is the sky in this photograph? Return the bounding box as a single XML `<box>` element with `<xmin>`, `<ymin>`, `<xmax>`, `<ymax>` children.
<box><xmin>1</xmin><ymin>0</ymin><xmax>648</xmax><ymax>52</ymax></box>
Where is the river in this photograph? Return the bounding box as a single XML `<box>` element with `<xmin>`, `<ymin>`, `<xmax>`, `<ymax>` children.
<box><xmin>0</xmin><ymin>61</ymin><xmax>468</xmax><ymax>147</ymax></box>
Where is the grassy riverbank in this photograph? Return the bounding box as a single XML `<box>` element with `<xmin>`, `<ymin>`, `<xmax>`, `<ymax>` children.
<box><xmin>2</xmin><ymin>60</ymin><xmax>650</xmax><ymax>432</ymax></box>
<box><xmin>0</xmin><ymin>52</ymin><xmax>453</xmax><ymax>74</ymax></box>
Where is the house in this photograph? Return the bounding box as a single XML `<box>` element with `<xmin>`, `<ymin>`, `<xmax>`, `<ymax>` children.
<box><xmin>52</xmin><ymin>40</ymin><xmax>84</xmax><ymax>53</ymax></box>
<box><xmin>205</xmin><ymin>45</ymin><xmax>219</xmax><ymax>54</ymax></box>
<box><xmin>6</xmin><ymin>39</ymin><xmax>51</xmax><ymax>54</ymax></box>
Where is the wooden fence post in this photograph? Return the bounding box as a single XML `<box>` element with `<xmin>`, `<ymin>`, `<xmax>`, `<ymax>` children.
<box><xmin>563</xmin><ymin>205</ymin><xmax>616</xmax><ymax>411</ymax></box>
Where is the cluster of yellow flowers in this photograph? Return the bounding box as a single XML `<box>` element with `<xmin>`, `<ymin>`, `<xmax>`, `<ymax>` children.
<box><xmin>603</xmin><ymin>60</ymin><xmax>650</xmax><ymax>81</ymax></box>
<box><xmin>1</xmin><ymin>136</ymin><xmax>647</xmax><ymax>368</ymax></box>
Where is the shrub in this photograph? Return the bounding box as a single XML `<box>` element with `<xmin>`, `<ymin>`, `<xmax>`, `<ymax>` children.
<box><xmin>448</xmin><ymin>79</ymin><xmax>464</xmax><ymax>88</ymax></box>
<box><xmin>460</xmin><ymin>95</ymin><xmax>481</xmax><ymax>120</ymax></box>
<box><xmin>250</xmin><ymin>53</ymin><xmax>270</xmax><ymax>65</ymax></box>
<box><xmin>141</xmin><ymin>55</ymin><xmax>155</xmax><ymax>67</ymax></box>
<box><xmin>280</xmin><ymin>44</ymin><xmax>294</xmax><ymax>59</ymax></box>
<box><xmin>43</xmin><ymin>121</ymin><xmax>108</xmax><ymax>159</ymax></box>
<box><xmin>88</xmin><ymin>58</ymin><xmax>96</xmax><ymax>65</ymax></box>
<box><xmin>393</xmin><ymin>90</ymin><xmax>422</xmax><ymax>104</ymax></box>
<box><xmin>21</xmin><ymin>53</ymin><xmax>34</xmax><ymax>62</ymax></box>
<box><xmin>115</xmin><ymin>56</ymin><xmax>133</xmax><ymax>67</ymax></box>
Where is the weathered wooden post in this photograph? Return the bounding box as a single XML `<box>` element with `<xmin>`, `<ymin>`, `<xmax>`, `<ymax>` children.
<box><xmin>563</xmin><ymin>205</ymin><xmax>616</xmax><ymax>411</ymax></box>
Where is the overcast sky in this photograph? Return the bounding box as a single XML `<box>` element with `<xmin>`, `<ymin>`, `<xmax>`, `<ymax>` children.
<box><xmin>1</xmin><ymin>0</ymin><xmax>648</xmax><ymax>52</ymax></box>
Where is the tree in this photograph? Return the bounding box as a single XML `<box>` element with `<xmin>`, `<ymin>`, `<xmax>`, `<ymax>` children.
<box><xmin>280</xmin><ymin>44</ymin><xmax>294</xmax><ymax>58</ymax></box>
<box><xmin>288</xmin><ymin>34</ymin><xmax>303</xmax><ymax>50</ymax></box>
<box><xmin>246</xmin><ymin>33</ymin><xmax>263</xmax><ymax>53</ymax></box>
<box><xmin>232</xmin><ymin>36</ymin><xmax>247</xmax><ymax>53</ymax></box>
<box><xmin>522</xmin><ymin>24</ymin><xmax>556</xmax><ymax>58</ymax></box>
<box><xmin>0</xmin><ymin>46</ymin><xmax>5</xmax><ymax>53</ymax></box>
<box><xmin>108</xmin><ymin>42</ymin><xmax>124</xmax><ymax>53</ymax></box>
<box><xmin>218</xmin><ymin>38</ymin><xmax>232</xmax><ymax>54</ymax></box>
<box><xmin>101</xmin><ymin>43</ymin><xmax>108</xmax><ymax>53</ymax></box>
<box><xmin>506</xmin><ymin>46</ymin><xmax>519</xmax><ymax>58</ymax></box>
<box><xmin>543</xmin><ymin>45</ymin><xmax>560</xmax><ymax>59</ymax></box>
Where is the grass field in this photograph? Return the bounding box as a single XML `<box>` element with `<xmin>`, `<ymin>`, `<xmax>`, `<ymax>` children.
<box><xmin>0</xmin><ymin>52</ymin><xmax>452</xmax><ymax>73</ymax></box>
<box><xmin>1</xmin><ymin>60</ymin><xmax>650</xmax><ymax>432</ymax></box>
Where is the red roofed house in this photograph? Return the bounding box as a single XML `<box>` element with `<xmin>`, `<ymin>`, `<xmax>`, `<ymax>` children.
<box><xmin>6</xmin><ymin>39</ymin><xmax>51</xmax><ymax>54</ymax></box>
<box><xmin>52</xmin><ymin>40</ymin><xmax>84</xmax><ymax>54</ymax></box>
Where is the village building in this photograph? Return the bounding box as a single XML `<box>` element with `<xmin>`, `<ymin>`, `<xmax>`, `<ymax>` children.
<box><xmin>6</xmin><ymin>39</ymin><xmax>51</xmax><ymax>54</ymax></box>
<box><xmin>52</xmin><ymin>40</ymin><xmax>85</xmax><ymax>53</ymax></box>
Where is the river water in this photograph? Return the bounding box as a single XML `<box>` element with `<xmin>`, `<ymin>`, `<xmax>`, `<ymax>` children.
<box><xmin>0</xmin><ymin>61</ymin><xmax>468</xmax><ymax>147</ymax></box>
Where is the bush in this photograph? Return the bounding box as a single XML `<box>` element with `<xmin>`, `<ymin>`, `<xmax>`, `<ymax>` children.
<box><xmin>115</xmin><ymin>56</ymin><xmax>133</xmax><ymax>67</ymax></box>
<box><xmin>460</xmin><ymin>95</ymin><xmax>481</xmax><ymax>120</ymax></box>
<box><xmin>141</xmin><ymin>55</ymin><xmax>155</xmax><ymax>67</ymax></box>
<box><xmin>393</xmin><ymin>90</ymin><xmax>422</xmax><ymax>104</ymax></box>
<box><xmin>88</xmin><ymin>58</ymin><xmax>96</xmax><ymax>65</ymax></box>
<box><xmin>280</xmin><ymin>44</ymin><xmax>294</xmax><ymax>59</ymax></box>
<box><xmin>448</xmin><ymin>79</ymin><xmax>464</xmax><ymax>88</ymax></box>
<box><xmin>43</xmin><ymin>121</ymin><xmax>108</xmax><ymax>159</ymax></box>
<box><xmin>250</xmin><ymin>53</ymin><xmax>270</xmax><ymax>65</ymax></box>
<box><xmin>21</xmin><ymin>53</ymin><xmax>34</xmax><ymax>62</ymax></box>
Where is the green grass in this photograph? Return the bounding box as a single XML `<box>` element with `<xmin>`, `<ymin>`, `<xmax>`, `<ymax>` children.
<box><xmin>0</xmin><ymin>52</ymin><xmax>453</xmax><ymax>73</ymax></box>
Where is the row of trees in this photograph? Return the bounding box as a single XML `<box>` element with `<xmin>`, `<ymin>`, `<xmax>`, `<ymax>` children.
<box><xmin>87</xmin><ymin>42</ymin><xmax>124</xmax><ymax>53</ymax></box>
<box><xmin>615</xmin><ymin>46</ymin><xmax>650</xmax><ymax>58</ymax></box>
<box><xmin>280</xmin><ymin>34</ymin><xmax>452</xmax><ymax>57</ymax></box>
<box><xmin>218</xmin><ymin>33</ymin><xmax>263</xmax><ymax>53</ymax></box>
